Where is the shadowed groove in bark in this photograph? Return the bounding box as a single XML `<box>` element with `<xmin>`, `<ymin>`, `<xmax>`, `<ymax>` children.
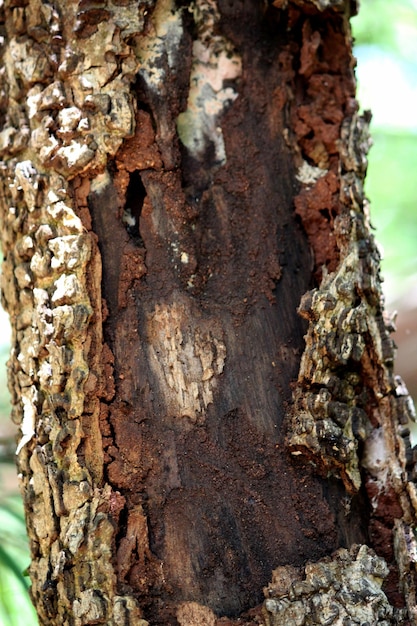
<box><xmin>122</xmin><ymin>170</ymin><xmax>146</xmax><ymax>245</ymax></box>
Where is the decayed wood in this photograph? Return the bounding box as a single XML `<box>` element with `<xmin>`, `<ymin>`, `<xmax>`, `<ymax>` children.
<box><xmin>0</xmin><ymin>0</ymin><xmax>417</xmax><ymax>625</ymax></box>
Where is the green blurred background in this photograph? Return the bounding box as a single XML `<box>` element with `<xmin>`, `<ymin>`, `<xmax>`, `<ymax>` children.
<box><xmin>352</xmin><ymin>0</ymin><xmax>417</xmax><ymax>403</ymax></box>
<box><xmin>353</xmin><ymin>0</ymin><xmax>417</xmax><ymax>299</ymax></box>
<box><xmin>0</xmin><ymin>1</ymin><xmax>417</xmax><ymax>623</ymax></box>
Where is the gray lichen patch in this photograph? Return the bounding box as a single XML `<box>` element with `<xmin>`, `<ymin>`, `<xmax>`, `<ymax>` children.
<box><xmin>263</xmin><ymin>545</ymin><xmax>404</xmax><ymax>625</ymax></box>
<box><xmin>289</xmin><ymin>227</ymin><xmax>373</xmax><ymax>490</ymax></box>
<box><xmin>1</xmin><ymin>162</ymin><xmax>93</xmax><ymax>445</ymax></box>
<box><xmin>176</xmin><ymin>0</ymin><xmax>242</xmax><ymax>164</ymax></box>
<box><xmin>134</xmin><ymin>0</ymin><xmax>184</xmax><ymax>91</ymax></box>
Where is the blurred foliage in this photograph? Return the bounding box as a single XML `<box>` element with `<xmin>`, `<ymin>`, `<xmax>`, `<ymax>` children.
<box><xmin>365</xmin><ymin>130</ymin><xmax>417</xmax><ymax>293</ymax></box>
<box><xmin>353</xmin><ymin>0</ymin><xmax>417</xmax><ymax>59</ymax></box>
<box><xmin>0</xmin><ymin>343</ymin><xmax>11</xmax><ymax>422</ymax></box>
<box><xmin>0</xmin><ymin>496</ymin><xmax>37</xmax><ymax>625</ymax></box>
<box><xmin>0</xmin><ymin>313</ymin><xmax>35</xmax><ymax>622</ymax></box>
<box><xmin>352</xmin><ymin>0</ymin><xmax>417</xmax><ymax>303</ymax></box>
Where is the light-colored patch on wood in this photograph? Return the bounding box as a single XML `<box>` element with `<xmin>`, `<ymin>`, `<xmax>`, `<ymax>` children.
<box><xmin>177</xmin><ymin>601</ymin><xmax>217</xmax><ymax>626</ymax></box>
<box><xmin>176</xmin><ymin>0</ymin><xmax>242</xmax><ymax>164</ymax></box>
<box><xmin>296</xmin><ymin>160</ymin><xmax>327</xmax><ymax>185</ymax></box>
<box><xmin>147</xmin><ymin>301</ymin><xmax>226</xmax><ymax>421</ymax></box>
<box><xmin>134</xmin><ymin>0</ymin><xmax>184</xmax><ymax>91</ymax></box>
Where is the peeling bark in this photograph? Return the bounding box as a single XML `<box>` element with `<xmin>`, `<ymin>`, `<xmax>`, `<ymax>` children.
<box><xmin>0</xmin><ymin>0</ymin><xmax>416</xmax><ymax>625</ymax></box>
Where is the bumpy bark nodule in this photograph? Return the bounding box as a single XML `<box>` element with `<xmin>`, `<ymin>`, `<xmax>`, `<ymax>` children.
<box><xmin>1</xmin><ymin>0</ymin><xmax>416</xmax><ymax>624</ymax></box>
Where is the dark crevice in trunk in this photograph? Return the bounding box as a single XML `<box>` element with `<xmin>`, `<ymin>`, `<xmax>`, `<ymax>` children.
<box><xmin>122</xmin><ymin>170</ymin><xmax>146</xmax><ymax>246</ymax></box>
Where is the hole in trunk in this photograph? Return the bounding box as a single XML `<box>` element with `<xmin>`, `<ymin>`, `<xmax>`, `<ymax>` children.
<box><xmin>122</xmin><ymin>170</ymin><xmax>146</xmax><ymax>246</ymax></box>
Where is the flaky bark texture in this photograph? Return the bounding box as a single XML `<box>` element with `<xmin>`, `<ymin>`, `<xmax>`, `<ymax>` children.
<box><xmin>1</xmin><ymin>0</ymin><xmax>417</xmax><ymax>624</ymax></box>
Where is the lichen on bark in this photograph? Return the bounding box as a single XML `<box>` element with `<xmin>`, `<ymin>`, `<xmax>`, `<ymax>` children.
<box><xmin>264</xmin><ymin>545</ymin><xmax>405</xmax><ymax>625</ymax></box>
<box><xmin>176</xmin><ymin>0</ymin><xmax>242</xmax><ymax>164</ymax></box>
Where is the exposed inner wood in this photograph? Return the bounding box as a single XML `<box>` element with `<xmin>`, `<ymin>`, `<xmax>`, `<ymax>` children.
<box><xmin>87</xmin><ymin>4</ymin><xmax>368</xmax><ymax>622</ymax></box>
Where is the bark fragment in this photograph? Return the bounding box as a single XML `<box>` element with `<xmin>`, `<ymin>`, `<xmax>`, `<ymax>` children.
<box><xmin>0</xmin><ymin>0</ymin><xmax>149</xmax><ymax>623</ymax></box>
<box><xmin>284</xmin><ymin>3</ymin><xmax>417</xmax><ymax>620</ymax></box>
<box><xmin>264</xmin><ymin>545</ymin><xmax>404</xmax><ymax>625</ymax></box>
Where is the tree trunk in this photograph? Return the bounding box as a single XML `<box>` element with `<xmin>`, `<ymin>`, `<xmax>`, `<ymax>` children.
<box><xmin>1</xmin><ymin>0</ymin><xmax>417</xmax><ymax>624</ymax></box>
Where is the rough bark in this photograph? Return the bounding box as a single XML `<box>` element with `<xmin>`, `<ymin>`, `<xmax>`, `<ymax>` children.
<box><xmin>0</xmin><ymin>0</ymin><xmax>416</xmax><ymax>625</ymax></box>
